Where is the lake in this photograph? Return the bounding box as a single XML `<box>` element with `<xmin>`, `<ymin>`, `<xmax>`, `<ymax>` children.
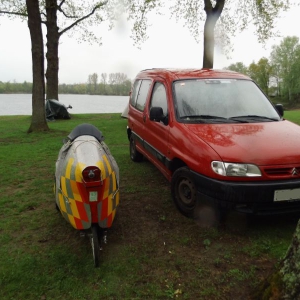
<box><xmin>0</xmin><ymin>94</ymin><xmax>129</xmax><ymax>116</ymax></box>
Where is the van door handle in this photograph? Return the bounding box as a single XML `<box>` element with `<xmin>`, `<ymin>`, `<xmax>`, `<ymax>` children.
<box><xmin>143</xmin><ymin>115</ymin><xmax>146</xmax><ymax>123</ymax></box>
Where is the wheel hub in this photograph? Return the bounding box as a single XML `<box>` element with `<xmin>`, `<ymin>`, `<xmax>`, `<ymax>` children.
<box><xmin>178</xmin><ymin>179</ymin><xmax>196</xmax><ymax>206</ymax></box>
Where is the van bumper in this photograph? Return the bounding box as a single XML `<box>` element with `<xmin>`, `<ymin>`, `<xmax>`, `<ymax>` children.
<box><xmin>191</xmin><ymin>170</ymin><xmax>300</xmax><ymax>215</ymax></box>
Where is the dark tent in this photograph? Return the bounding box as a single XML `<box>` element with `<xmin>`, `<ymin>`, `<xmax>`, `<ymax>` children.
<box><xmin>45</xmin><ymin>99</ymin><xmax>72</xmax><ymax>121</ymax></box>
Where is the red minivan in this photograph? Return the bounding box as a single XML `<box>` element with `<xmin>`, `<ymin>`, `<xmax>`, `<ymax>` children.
<box><xmin>127</xmin><ymin>68</ymin><xmax>300</xmax><ymax>222</ymax></box>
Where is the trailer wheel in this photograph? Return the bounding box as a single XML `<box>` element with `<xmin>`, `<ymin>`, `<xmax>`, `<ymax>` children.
<box><xmin>130</xmin><ymin>135</ymin><xmax>143</xmax><ymax>162</ymax></box>
<box><xmin>90</xmin><ymin>225</ymin><xmax>100</xmax><ymax>268</ymax></box>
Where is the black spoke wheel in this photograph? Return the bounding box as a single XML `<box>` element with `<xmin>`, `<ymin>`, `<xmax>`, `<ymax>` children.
<box><xmin>171</xmin><ymin>167</ymin><xmax>196</xmax><ymax>218</ymax></box>
<box><xmin>90</xmin><ymin>224</ymin><xmax>100</xmax><ymax>268</ymax></box>
<box><xmin>130</xmin><ymin>135</ymin><xmax>143</xmax><ymax>162</ymax></box>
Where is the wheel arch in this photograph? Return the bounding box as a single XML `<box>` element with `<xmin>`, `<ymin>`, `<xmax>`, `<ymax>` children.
<box><xmin>169</xmin><ymin>157</ymin><xmax>187</xmax><ymax>174</ymax></box>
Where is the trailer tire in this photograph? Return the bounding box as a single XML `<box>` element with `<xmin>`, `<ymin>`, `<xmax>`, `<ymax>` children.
<box><xmin>90</xmin><ymin>225</ymin><xmax>100</xmax><ymax>268</ymax></box>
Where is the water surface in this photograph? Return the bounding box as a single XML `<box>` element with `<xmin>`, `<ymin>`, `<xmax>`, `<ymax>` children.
<box><xmin>0</xmin><ymin>94</ymin><xmax>129</xmax><ymax>115</ymax></box>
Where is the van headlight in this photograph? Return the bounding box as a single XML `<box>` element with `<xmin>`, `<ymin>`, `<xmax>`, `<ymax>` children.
<box><xmin>211</xmin><ymin>161</ymin><xmax>261</xmax><ymax>177</ymax></box>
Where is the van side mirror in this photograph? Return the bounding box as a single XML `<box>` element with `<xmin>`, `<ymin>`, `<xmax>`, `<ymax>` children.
<box><xmin>275</xmin><ymin>104</ymin><xmax>284</xmax><ymax>117</ymax></box>
<box><xmin>150</xmin><ymin>107</ymin><xmax>168</xmax><ymax>125</ymax></box>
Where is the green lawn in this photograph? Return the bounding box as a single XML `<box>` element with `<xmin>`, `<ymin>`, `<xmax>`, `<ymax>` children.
<box><xmin>0</xmin><ymin>112</ymin><xmax>299</xmax><ymax>299</ymax></box>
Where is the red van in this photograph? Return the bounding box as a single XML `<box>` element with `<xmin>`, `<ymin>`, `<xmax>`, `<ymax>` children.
<box><xmin>127</xmin><ymin>68</ymin><xmax>300</xmax><ymax>222</ymax></box>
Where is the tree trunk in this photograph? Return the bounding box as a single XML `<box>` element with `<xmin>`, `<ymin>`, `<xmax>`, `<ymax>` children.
<box><xmin>253</xmin><ymin>219</ymin><xmax>300</xmax><ymax>299</ymax></box>
<box><xmin>279</xmin><ymin>219</ymin><xmax>300</xmax><ymax>298</ymax></box>
<box><xmin>202</xmin><ymin>0</ymin><xmax>225</xmax><ymax>69</ymax></box>
<box><xmin>26</xmin><ymin>0</ymin><xmax>49</xmax><ymax>133</ymax></box>
<box><xmin>203</xmin><ymin>14</ymin><xmax>215</xmax><ymax>68</ymax></box>
<box><xmin>45</xmin><ymin>0</ymin><xmax>59</xmax><ymax>100</ymax></box>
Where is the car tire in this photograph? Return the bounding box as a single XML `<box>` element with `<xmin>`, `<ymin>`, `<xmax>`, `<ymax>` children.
<box><xmin>130</xmin><ymin>135</ymin><xmax>143</xmax><ymax>162</ymax></box>
<box><xmin>171</xmin><ymin>167</ymin><xmax>222</xmax><ymax>227</ymax></box>
<box><xmin>171</xmin><ymin>167</ymin><xmax>197</xmax><ymax>218</ymax></box>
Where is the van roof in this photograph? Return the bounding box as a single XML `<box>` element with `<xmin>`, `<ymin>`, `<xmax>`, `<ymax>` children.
<box><xmin>135</xmin><ymin>68</ymin><xmax>250</xmax><ymax>81</ymax></box>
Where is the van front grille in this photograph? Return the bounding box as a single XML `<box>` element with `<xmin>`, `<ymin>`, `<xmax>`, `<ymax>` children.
<box><xmin>264</xmin><ymin>166</ymin><xmax>300</xmax><ymax>178</ymax></box>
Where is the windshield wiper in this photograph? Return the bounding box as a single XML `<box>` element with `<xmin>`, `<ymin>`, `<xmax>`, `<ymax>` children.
<box><xmin>229</xmin><ymin>115</ymin><xmax>279</xmax><ymax>121</ymax></box>
<box><xmin>180</xmin><ymin>115</ymin><xmax>249</xmax><ymax>123</ymax></box>
<box><xmin>180</xmin><ymin>115</ymin><xmax>227</xmax><ymax>120</ymax></box>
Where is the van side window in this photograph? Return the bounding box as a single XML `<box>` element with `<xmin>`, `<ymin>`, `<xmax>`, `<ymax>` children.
<box><xmin>150</xmin><ymin>82</ymin><xmax>168</xmax><ymax>116</ymax></box>
<box><xmin>130</xmin><ymin>80</ymin><xmax>141</xmax><ymax>107</ymax></box>
<box><xmin>133</xmin><ymin>79</ymin><xmax>151</xmax><ymax>111</ymax></box>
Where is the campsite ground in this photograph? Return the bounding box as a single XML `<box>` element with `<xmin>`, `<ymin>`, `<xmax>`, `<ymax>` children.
<box><xmin>0</xmin><ymin>113</ymin><xmax>298</xmax><ymax>299</ymax></box>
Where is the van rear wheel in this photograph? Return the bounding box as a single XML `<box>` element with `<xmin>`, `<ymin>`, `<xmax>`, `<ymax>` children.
<box><xmin>130</xmin><ymin>135</ymin><xmax>143</xmax><ymax>162</ymax></box>
<box><xmin>171</xmin><ymin>167</ymin><xmax>196</xmax><ymax>218</ymax></box>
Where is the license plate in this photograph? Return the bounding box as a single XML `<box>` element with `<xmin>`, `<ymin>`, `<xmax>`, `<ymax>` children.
<box><xmin>89</xmin><ymin>191</ymin><xmax>98</xmax><ymax>202</ymax></box>
<box><xmin>274</xmin><ymin>188</ymin><xmax>300</xmax><ymax>202</ymax></box>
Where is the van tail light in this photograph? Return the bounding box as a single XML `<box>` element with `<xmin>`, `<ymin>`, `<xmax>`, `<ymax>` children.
<box><xmin>82</xmin><ymin>166</ymin><xmax>101</xmax><ymax>186</ymax></box>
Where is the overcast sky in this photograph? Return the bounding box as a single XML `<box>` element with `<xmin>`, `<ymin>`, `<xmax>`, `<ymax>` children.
<box><xmin>0</xmin><ymin>5</ymin><xmax>299</xmax><ymax>84</ymax></box>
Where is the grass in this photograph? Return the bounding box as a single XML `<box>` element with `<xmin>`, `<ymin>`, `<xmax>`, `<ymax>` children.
<box><xmin>0</xmin><ymin>111</ymin><xmax>299</xmax><ymax>299</ymax></box>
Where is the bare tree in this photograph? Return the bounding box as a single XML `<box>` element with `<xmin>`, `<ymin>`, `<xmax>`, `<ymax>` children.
<box><xmin>101</xmin><ymin>73</ymin><xmax>107</xmax><ymax>84</ymax></box>
<box><xmin>108</xmin><ymin>73</ymin><xmax>116</xmax><ymax>85</ymax></box>
<box><xmin>101</xmin><ymin>72</ymin><xmax>107</xmax><ymax>94</ymax></box>
<box><xmin>87</xmin><ymin>72</ymin><xmax>98</xmax><ymax>94</ymax></box>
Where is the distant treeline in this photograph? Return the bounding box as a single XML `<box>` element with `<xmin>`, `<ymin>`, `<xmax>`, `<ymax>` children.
<box><xmin>0</xmin><ymin>72</ymin><xmax>132</xmax><ymax>96</ymax></box>
<box><xmin>0</xmin><ymin>81</ymin><xmax>33</xmax><ymax>94</ymax></box>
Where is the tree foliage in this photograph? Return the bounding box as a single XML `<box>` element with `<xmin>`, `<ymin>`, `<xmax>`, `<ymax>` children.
<box><xmin>0</xmin><ymin>0</ymin><xmax>110</xmax><ymax>42</ymax></box>
<box><xmin>225</xmin><ymin>62</ymin><xmax>248</xmax><ymax>75</ymax></box>
<box><xmin>270</xmin><ymin>36</ymin><xmax>300</xmax><ymax>102</ymax></box>
<box><xmin>123</xmin><ymin>0</ymin><xmax>294</xmax><ymax>68</ymax></box>
<box><xmin>225</xmin><ymin>36</ymin><xmax>300</xmax><ymax>102</ymax></box>
<box><xmin>248</xmin><ymin>57</ymin><xmax>272</xmax><ymax>95</ymax></box>
<box><xmin>0</xmin><ymin>81</ymin><xmax>33</xmax><ymax>93</ymax></box>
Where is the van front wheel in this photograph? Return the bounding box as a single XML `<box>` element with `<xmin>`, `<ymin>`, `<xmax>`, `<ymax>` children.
<box><xmin>171</xmin><ymin>167</ymin><xmax>196</xmax><ymax>218</ymax></box>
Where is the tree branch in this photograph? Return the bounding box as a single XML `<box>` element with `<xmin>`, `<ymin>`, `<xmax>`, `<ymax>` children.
<box><xmin>58</xmin><ymin>0</ymin><xmax>66</xmax><ymax>9</ymax></box>
<box><xmin>58</xmin><ymin>2</ymin><xmax>107</xmax><ymax>36</ymax></box>
<box><xmin>204</xmin><ymin>0</ymin><xmax>213</xmax><ymax>13</ymax></box>
<box><xmin>213</xmin><ymin>0</ymin><xmax>225</xmax><ymax>17</ymax></box>
<box><xmin>0</xmin><ymin>10</ymin><xmax>27</xmax><ymax>17</ymax></box>
<box><xmin>58</xmin><ymin>0</ymin><xmax>107</xmax><ymax>19</ymax></box>
<box><xmin>203</xmin><ymin>0</ymin><xmax>224</xmax><ymax>20</ymax></box>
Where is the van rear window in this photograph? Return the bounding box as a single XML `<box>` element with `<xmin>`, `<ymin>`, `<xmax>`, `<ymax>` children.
<box><xmin>131</xmin><ymin>79</ymin><xmax>151</xmax><ymax>112</ymax></box>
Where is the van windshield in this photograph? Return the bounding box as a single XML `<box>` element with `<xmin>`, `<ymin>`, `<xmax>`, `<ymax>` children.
<box><xmin>173</xmin><ymin>79</ymin><xmax>280</xmax><ymax>123</ymax></box>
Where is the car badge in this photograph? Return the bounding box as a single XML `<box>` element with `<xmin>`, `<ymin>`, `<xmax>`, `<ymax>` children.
<box><xmin>292</xmin><ymin>168</ymin><xmax>299</xmax><ymax>176</ymax></box>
